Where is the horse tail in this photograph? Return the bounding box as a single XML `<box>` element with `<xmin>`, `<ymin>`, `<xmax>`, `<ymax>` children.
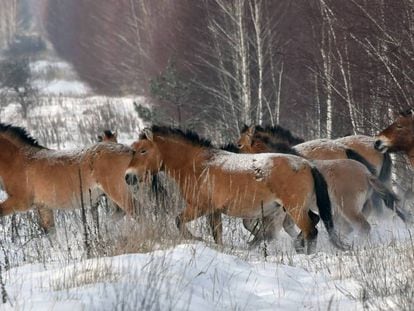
<box><xmin>310</xmin><ymin>167</ymin><xmax>349</xmax><ymax>251</ymax></box>
<box><xmin>379</xmin><ymin>152</ymin><xmax>392</xmax><ymax>184</ymax></box>
<box><xmin>368</xmin><ymin>176</ymin><xmax>408</xmax><ymax>222</ymax></box>
<box><xmin>345</xmin><ymin>149</ymin><xmax>377</xmax><ymax>176</ymax></box>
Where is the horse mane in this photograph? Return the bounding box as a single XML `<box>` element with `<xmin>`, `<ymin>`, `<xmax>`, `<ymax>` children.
<box><xmin>142</xmin><ymin>125</ymin><xmax>213</xmax><ymax>148</ymax></box>
<box><xmin>242</xmin><ymin>124</ymin><xmax>304</xmax><ymax>146</ymax></box>
<box><xmin>0</xmin><ymin>123</ymin><xmax>45</xmax><ymax>149</ymax></box>
<box><xmin>220</xmin><ymin>143</ymin><xmax>240</xmax><ymax>153</ymax></box>
<box><xmin>103</xmin><ymin>130</ymin><xmax>115</xmax><ymax>138</ymax></box>
<box><xmin>266</xmin><ymin>142</ymin><xmax>301</xmax><ymax>156</ymax></box>
<box><xmin>400</xmin><ymin>109</ymin><xmax>414</xmax><ymax>117</ymax></box>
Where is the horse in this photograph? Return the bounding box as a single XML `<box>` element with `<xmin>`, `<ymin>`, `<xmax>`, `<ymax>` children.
<box><xmin>375</xmin><ymin>109</ymin><xmax>414</xmax><ymax>167</ymax></box>
<box><xmin>239</xmin><ymin>125</ymin><xmax>391</xmax><ymax>179</ymax></box>
<box><xmin>125</xmin><ymin>125</ymin><xmax>348</xmax><ymax>254</ymax></box>
<box><xmin>0</xmin><ymin>123</ymin><xmax>136</xmax><ymax>232</ymax></box>
<box><xmin>96</xmin><ymin>129</ymin><xmax>168</xmax><ymax>216</ymax></box>
<box><xmin>237</xmin><ymin>126</ymin><xmax>405</xmax><ymax>244</ymax></box>
<box><xmin>239</xmin><ymin>125</ymin><xmax>393</xmax><ymax>212</ymax></box>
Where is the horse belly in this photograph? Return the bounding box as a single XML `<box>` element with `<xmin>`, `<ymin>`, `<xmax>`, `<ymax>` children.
<box><xmin>224</xmin><ymin>192</ymin><xmax>276</xmax><ymax>218</ymax></box>
<box><xmin>30</xmin><ymin>165</ymin><xmax>95</xmax><ymax>210</ymax></box>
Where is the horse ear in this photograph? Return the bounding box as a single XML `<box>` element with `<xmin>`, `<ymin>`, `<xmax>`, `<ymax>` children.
<box><xmin>142</xmin><ymin>128</ymin><xmax>154</xmax><ymax>141</ymax></box>
<box><xmin>247</xmin><ymin>125</ymin><xmax>255</xmax><ymax>136</ymax></box>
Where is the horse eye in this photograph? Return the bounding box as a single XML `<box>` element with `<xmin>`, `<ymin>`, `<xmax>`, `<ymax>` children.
<box><xmin>237</xmin><ymin>144</ymin><xmax>243</xmax><ymax>149</ymax></box>
<box><xmin>140</xmin><ymin>149</ymin><xmax>147</xmax><ymax>155</ymax></box>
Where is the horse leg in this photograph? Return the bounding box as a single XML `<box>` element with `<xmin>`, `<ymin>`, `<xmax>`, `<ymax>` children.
<box><xmin>246</xmin><ymin>216</ymin><xmax>277</xmax><ymax>249</ymax></box>
<box><xmin>207</xmin><ymin>211</ymin><xmax>223</xmax><ymax>245</ymax></box>
<box><xmin>342</xmin><ymin>209</ymin><xmax>371</xmax><ymax>236</ymax></box>
<box><xmin>282</xmin><ymin>214</ymin><xmax>298</xmax><ymax>238</ymax></box>
<box><xmin>98</xmin><ymin>184</ymin><xmax>135</xmax><ymax>217</ymax></box>
<box><xmin>175</xmin><ymin>205</ymin><xmax>212</xmax><ymax>241</ymax></box>
<box><xmin>288</xmin><ymin>208</ymin><xmax>319</xmax><ymax>254</ymax></box>
<box><xmin>0</xmin><ymin>196</ymin><xmax>28</xmax><ymax>217</ymax></box>
<box><xmin>36</xmin><ymin>206</ymin><xmax>55</xmax><ymax>234</ymax></box>
<box><xmin>334</xmin><ymin>214</ymin><xmax>354</xmax><ymax>236</ymax></box>
<box><xmin>362</xmin><ymin>198</ymin><xmax>374</xmax><ymax>218</ymax></box>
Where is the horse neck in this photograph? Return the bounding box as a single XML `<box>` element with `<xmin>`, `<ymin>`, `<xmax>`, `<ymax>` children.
<box><xmin>156</xmin><ymin>138</ymin><xmax>209</xmax><ymax>184</ymax></box>
<box><xmin>0</xmin><ymin>138</ymin><xmax>21</xmax><ymax>160</ymax></box>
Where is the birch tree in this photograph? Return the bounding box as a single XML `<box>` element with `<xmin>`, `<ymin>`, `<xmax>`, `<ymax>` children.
<box><xmin>0</xmin><ymin>0</ymin><xmax>18</xmax><ymax>50</ymax></box>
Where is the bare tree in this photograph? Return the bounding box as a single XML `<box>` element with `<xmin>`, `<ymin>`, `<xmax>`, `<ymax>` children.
<box><xmin>0</xmin><ymin>0</ymin><xmax>18</xmax><ymax>50</ymax></box>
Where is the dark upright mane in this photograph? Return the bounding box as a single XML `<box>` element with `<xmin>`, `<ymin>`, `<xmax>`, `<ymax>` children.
<box><xmin>0</xmin><ymin>123</ymin><xmax>45</xmax><ymax>149</ymax></box>
<box><xmin>141</xmin><ymin>125</ymin><xmax>213</xmax><ymax>148</ymax></box>
<box><xmin>103</xmin><ymin>130</ymin><xmax>115</xmax><ymax>138</ymax></box>
<box><xmin>266</xmin><ymin>142</ymin><xmax>301</xmax><ymax>156</ymax></box>
<box><xmin>220</xmin><ymin>143</ymin><xmax>240</xmax><ymax>153</ymax></box>
<box><xmin>400</xmin><ymin>109</ymin><xmax>414</xmax><ymax>117</ymax></box>
<box><xmin>242</xmin><ymin>124</ymin><xmax>304</xmax><ymax>146</ymax></box>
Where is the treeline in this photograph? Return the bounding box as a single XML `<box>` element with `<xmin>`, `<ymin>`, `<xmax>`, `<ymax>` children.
<box><xmin>43</xmin><ymin>0</ymin><xmax>413</xmax><ymax>140</ymax></box>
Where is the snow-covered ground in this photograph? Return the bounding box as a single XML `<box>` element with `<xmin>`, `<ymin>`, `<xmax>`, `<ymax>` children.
<box><xmin>1</xmin><ymin>243</ymin><xmax>363</xmax><ymax>311</ymax></box>
<box><xmin>30</xmin><ymin>59</ymin><xmax>91</xmax><ymax>96</ymax></box>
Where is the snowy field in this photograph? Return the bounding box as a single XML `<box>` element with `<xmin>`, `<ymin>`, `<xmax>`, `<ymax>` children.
<box><xmin>0</xmin><ymin>59</ymin><xmax>413</xmax><ymax>310</ymax></box>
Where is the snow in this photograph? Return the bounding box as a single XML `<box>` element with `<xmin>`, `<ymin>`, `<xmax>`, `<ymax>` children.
<box><xmin>33</xmin><ymin>80</ymin><xmax>91</xmax><ymax>96</ymax></box>
<box><xmin>0</xmin><ymin>189</ymin><xmax>7</xmax><ymax>203</ymax></box>
<box><xmin>295</xmin><ymin>139</ymin><xmax>347</xmax><ymax>155</ymax></box>
<box><xmin>30</xmin><ymin>60</ymin><xmax>72</xmax><ymax>74</ymax></box>
<box><xmin>1</xmin><ymin>243</ymin><xmax>362</xmax><ymax>311</ymax></box>
<box><xmin>209</xmin><ymin>151</ymin><xmax>306</xmax><ymax>174</ymax></box>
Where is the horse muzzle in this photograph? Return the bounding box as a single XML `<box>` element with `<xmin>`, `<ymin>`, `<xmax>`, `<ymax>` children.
<box><xmin>374</xmin><ymin>139</ymin><xmax>388</xmax><ymax>153</ymax></box>
<box><xmin>125</xmin><ymin>173</ymin><xmax>138</xmax><ymax>186</ymax></box>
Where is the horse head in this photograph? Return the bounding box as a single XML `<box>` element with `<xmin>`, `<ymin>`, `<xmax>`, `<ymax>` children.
<box><xmin>125</xmin><ymin>128</ymin><xmax>162</xmax><ymax>186</ymax></box>
<box><xmin>97</xmin><ymin>130</ymin><xmax>117</xmax><ymax>143</ymax></box>
<box><xmin>375</xmin><ymin>109</ymin><xmax>414</xmax><ymax>153</ymax></box>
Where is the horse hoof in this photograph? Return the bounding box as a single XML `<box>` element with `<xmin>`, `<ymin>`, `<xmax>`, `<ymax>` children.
<box><xmin>293</xmin><ymin>239</ymin><xmax>305</xmax><ymax>254</ymax></box>
<box><xmin>247</xmin><ymin>240</ymin><xmax>260</xmax><ymax>250</ymax></box>
<box><xmin>305</xmin><ymin>239</ymin><xmax>317</xmax><ymax>255</ymax></box>
<box><xmin>42</xmin><ymin>226</ymin><xmax>56</xmax><ymax>236</ymax></box>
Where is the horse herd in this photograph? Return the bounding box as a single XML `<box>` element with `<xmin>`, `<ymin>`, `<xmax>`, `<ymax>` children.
<box><xmin>0</xmin><ymin>110</ymin><xmax>413</xmax><ymax>254</ymax></box>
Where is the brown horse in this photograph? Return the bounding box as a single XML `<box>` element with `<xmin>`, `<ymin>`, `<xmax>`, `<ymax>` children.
<box><xmin>239</xmin><ymin>125</ymin><xmax>393</xmax><ymax>211</ymax></box>
<box><xmin>96</xmin><ymin>129</ymin><xmax>166</xmax><ymax>216</ymax></box>
<box><xmin>239</xmin><ymin>125</ymin><xmax>391</xmax><ymax>178</ymax></box>
<box><xmin>237</xmin><ymin>131</ymin><xmax>400</xmax><ymax>237</ymax></box>
<box><xmin>375</xmin><ymin>109</ymin><xmax>414</xmax><ymax>166</ymax></box>
<box><xmin>125</xmin><ymin>126</ymin><xmax>348</xmax><ymax>254</ymax></box>
<box><xmin>0</xmin><ymin>123</ymin><xmax>136</xmax><ymax>230</ymax></box>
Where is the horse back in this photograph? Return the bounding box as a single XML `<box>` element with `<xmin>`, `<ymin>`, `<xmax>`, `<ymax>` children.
<box><xmin>294</xmin><ymin>139</ymin><xmax>348</xmax><ymax>160</ymax></box>
<box><xmin>335</xmin><ymin>135</ymin><xmax>383</xmax><ymax>173</ymax></box>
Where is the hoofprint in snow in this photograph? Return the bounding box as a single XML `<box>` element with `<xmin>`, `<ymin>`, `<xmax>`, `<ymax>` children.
<box><xmin>1</xmin><ymin>243</ymin><xmax>362</xmax><ymax>311</ymax></box>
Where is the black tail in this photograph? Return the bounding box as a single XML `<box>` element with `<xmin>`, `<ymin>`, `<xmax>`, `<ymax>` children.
<box><xmin>345</xmin><ymin>149</ymin><xmax>377</xmax><ymax>176</ymax></box>
<box><xmin>310</xmin><ymin>167</ymin><xmax>349</xmax><ymax>250</ymax></box>
<box><xmin>379</xmin><ymin>152</ymin><xmax>392</xmax><ymax>184</ymax></box>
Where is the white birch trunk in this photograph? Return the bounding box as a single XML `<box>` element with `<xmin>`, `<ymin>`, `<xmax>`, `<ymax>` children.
<box><xmin>237</xmin><ymin>0</ymin><xmax>251</xmax><ymax>125</ymax></box>
<box><xmin>251</xmin><ymin>0</ymin><xmax>263</xmax><ymax>124</ymax></box>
